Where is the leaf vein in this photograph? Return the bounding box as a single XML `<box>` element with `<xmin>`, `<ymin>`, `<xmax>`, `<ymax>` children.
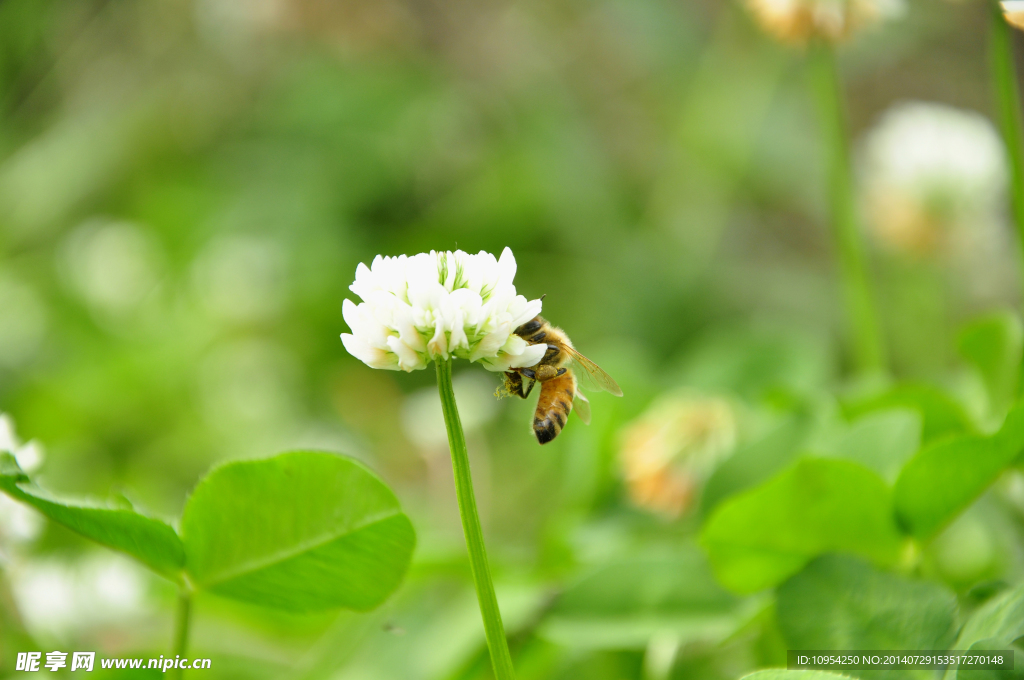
<box><xmin>193</xmin><ymin>508</ymin><xmax>403</xmax><ymax>587</ymax></box>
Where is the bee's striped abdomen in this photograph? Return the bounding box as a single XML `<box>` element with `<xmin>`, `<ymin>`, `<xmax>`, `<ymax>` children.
<box><xmin>533</xmin><ymin>372</ymin><xmax>576</xmax><ymax>444</ymax></box>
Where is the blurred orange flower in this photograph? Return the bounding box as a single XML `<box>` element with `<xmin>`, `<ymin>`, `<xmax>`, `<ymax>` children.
<box><xmin>745</xmin><ymin>0</ymin><xmax>902</xmax><ymax>44</ymax></box>
<box><xmin>619</xmin><ymin>395</ymin><xmax>737</xmax><ymax>518</ymax></box>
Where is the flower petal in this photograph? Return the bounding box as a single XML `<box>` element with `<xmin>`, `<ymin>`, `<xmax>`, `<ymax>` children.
<box><xmin>341</xmin><ymin>333</ymin><xmax>399</xmax><ymax>370</ymax></box>
<box><xmin>470</xmin><ymin>321</ymin><xmax>512</xmax><ymax>362</ymax></box>
<box><xmin>427</xmin><ymin>318</ymin><xmax>449</xmax><ymax>359</ymax></box>
<box><xmin>507</xmin><ymin>342</ymin><xmax>547</xmax><ymax>369</ymax></box>
<box><xmin>387</xmin><ymin>336</ymin><xmax>427</xmax><ymax>372</ymax></box>
<box><xmin>508</xmin><ymin>296</ymin><xmax>543</xmax><ymax>330</ymax></box>
<box><xmin>497</xmin><ymin>247</ymin><xmax>517</xmax><ymax>285</ymax></box>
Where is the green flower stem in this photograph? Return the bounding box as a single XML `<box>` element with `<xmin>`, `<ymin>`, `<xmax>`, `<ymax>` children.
<box><xmin>992</xmin><ymin>3</ymin><xmax>1024</xmax><ymax>310</ymax></box>
<box><xmin>809</xmin><ymin>40</ymin><xmax>886</xmax><ymax>375</ymax></box>
<box><xmin>171</xmin><ymin>589</ymin><xmax>192</xmax><ymax>680</ymax></box>
<box><xmin>992</xmin><ymin>1</ymin><xmax>1024</xmax><ymax>260</ymax></box>
<box><xmin>436</xmin><ymin>357</ymin><xmax>516</xmax><ymax>680</ymax></box>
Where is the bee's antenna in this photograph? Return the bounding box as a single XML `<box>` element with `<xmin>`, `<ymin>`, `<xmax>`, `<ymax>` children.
<box><xmin>540</xmin><ymin>293</ymin><xmax>547</xmax><ymax>302</ymax></box>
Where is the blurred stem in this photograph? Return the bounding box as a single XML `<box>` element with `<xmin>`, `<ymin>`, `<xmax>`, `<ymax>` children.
<box><xmin>809</xmin><ymin>41</ymin><xmax>886</xmax><ymax>375</ymax></box>
<box><xmin>436</xmin><ymin>358</ymin><xmax>516</xmax><ymax>680</ymax></box>
<box><xmin>991</xmin><ymin>3</ymin><xmax>1024</xmax><ymax>321</ymax></box>
<box><xmin>171</xmin><ymin>590</ymin><xmax>191</xmax><ymax>680</ymax></box>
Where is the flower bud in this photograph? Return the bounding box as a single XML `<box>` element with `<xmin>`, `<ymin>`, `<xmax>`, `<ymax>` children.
<box><xmin>745</xmin><ymin>0</ymin><xmax>903</xmax><ymax>44</ymax></box>
<box><xmin>1003</xmin><ymin>1</ymin><xmax>1024</xmax><ymax>30</ymax></box>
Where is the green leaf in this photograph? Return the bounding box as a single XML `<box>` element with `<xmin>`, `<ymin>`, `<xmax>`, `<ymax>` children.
<box><xmin>538</xmin><ymin>546</ymin><xmax>747</xmax><ymax>649</ymax></box>
<box><xmin>959</xmin><ymin>312</ymin><xmax>1024</xmax><ymax>416</ymax></box>
<box><xmin>842</xmin><ymin>384</ymin><xmax>974</xmax><ymax>444</ymax></box>
<box><xmin>740</xmin><ymin>672</ymin><xmax>860</xmax><ymax>680</ymax></box>
<box><xmin>814</xmin><ymin>410</ymin><xmax>921</xmax><ymax>484</ymax></box>
<box><xmin>701</xmin><ymin>413</ymin><xmax>814</xmax><ymax>514</ymax></box>
<box><xmin>951</xmin><ymin>583</ymin><xmax>1024</xmax><ymax>651</ymax></box>
<box><xmin>0</xmin><ymin>453</ymin><xmax>185</xmax><ymax>580</ymax></box>
<box><xmin>895</xmin><ymin>402</ymin><xmax>1024</xmax><ymax>539</ymax></box>
<box><xmin>777</xmin><ymin>555</ymin><xmax>957</xmax><ymax>653</ymax></box>
<box><xmin>701</xmin><ymin>459</ymin><xmax>903</xmax><ymax>594</ymax></box>
<box><xmin>181</xmin><ymin>450</ymin><xmax>415</xmax><ymax>612</ymax></box>
<box><xmin>944</xmin><ymin>582</ymin><xmax>1024</xmax><ymax>680</ymax></box>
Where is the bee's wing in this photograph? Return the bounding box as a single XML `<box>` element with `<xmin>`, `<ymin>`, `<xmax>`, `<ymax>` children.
<box><xmin>564</xmin><ymin>347</ymin><xmax>623</xmax><ymax>397</ymax></box>
<box><xmin>573</xmin><ymin>388</ymin><xmax>592</xmax><ymax>425</ymax></box>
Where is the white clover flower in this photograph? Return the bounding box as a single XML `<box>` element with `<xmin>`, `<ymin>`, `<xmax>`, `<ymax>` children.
<box><xmin>341</xmin><ymin>248</ymin><xmax>546</xmax><ymax>373</ymax></box>
<box><xmin>1004</xmin><ymin>1</ymin><xmax>1024</xmax><ymax>30</ymax></box>
<box><xmin>746</xmin><ymin>0</ymin><xmax>903</xmax><ymax>44</ymax></box>
<box><xmin>10</xmin><ymin>553</ymin><xmax>149</xmax><ymax>639</ymax></box>
<box><xmin>860</xmin><ymin>102</ymin><xmax>1007</xmax><ymax>257</ymax></box>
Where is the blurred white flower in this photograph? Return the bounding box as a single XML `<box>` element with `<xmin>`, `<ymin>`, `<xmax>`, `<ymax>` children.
<box><xmin>61</xmin><ymin>219</ymin><xmax>162</xmax><ymax>316</ymax></box>
<box><xmin>341</xmin><ymin>248</ymin><xmax>546</xmax><ymax>373</ymax></box>
<box><xmin>77</xmin><ymin>553</ymin><xmax>148</xmax><ymax>619</ymax></box>
<box><xmin>10</xmin><ymin>553</ymin><xmax>148</xmax><ymax>639</ymax></box>
<box><xmin>860</xmin><ymin>102</ymin><xmax>1007</xmax><ymax>257</ymax></box>
<box><xmin>0</xmin><ymin>496</ymin><xmax>43</xmax><ymax>548</ymax></box>
<box><xmin>745</xmin><ymin>0</ymin><xmax>903</xmax><ymax>43</ymax></box>
<box><xmin>1004</xmin><ymin>1</ymin><xmax>1024</xmax><ymax>30</ymax></box>
<box><xmin>12</xmin><ymin>561</ymin><xmax>77</xmax><ymax>636</ymax></box>
<box><xmin>619</xmin><ymin>395</ymin><xmax>737</xmax><ymax>518</ymax></box>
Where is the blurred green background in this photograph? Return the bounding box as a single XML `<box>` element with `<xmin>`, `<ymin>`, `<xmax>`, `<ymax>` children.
<box><xmin>1</xmin><ymin>0</ymin><xmax>1022</xmax><ymax>678</ymax></box>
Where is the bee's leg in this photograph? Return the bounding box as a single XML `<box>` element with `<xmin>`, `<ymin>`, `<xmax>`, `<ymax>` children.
<box><xmin>522</xmin><ymin>378</ymin><xmax>536</xmax><ymax>398</ymax></box>
<box><xmin>538</xmin><ymin>343</ymin><xmax>560</xmax><ymax>366</ymax></box>
<box><xmin>525</xmin><ymin>365</ymin><xmax>561</xmax><ymax>382</ymax></box>
<box><xmin>505</xmin><ymin>369</ymin><xmax>538</xmax><ymax>398</ymax></box>
<box><xmin>504</xmin><ymin>371</ymin><xmax>530</xmax><ymax>399</ymax></box>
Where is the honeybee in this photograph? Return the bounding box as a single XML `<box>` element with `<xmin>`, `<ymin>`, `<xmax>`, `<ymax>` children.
<box><xmin>501</xmin><ymin>315</ymin><xmax>622</xmax><ymax>444</ymax></box>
